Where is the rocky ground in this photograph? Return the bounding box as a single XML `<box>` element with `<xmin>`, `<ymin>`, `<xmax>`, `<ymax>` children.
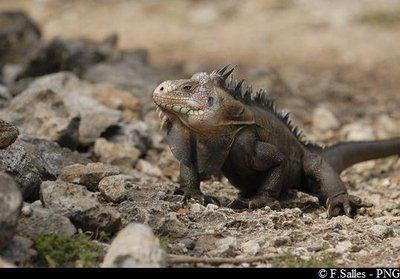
<box><xmin>0</xmin><ymin>1</ymin><xmax>399</xmax><ymax>268</ymax></box>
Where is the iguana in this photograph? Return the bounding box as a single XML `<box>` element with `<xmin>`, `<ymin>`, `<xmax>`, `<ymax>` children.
<box><xmin>0</xmin><ymin>120</ymin><xmax>18</xmax><ymax>149</ymax></box>
<box><xmin>153</xmin><ymin>65</ymin><xmax>400</xmax><ymax>218</ymax></box>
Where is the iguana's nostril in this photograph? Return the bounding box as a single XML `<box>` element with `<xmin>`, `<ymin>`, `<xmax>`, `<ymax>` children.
<box><xmin>160</xmin><ymin>86</ymin><xmax>164</xmax><ymax>91</ymax></box>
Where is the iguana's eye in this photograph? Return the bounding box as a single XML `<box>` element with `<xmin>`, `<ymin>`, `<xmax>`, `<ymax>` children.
<box><xmin>207</xmin><ymin>96</ymin><xmax>214</xmax><ymax>106</ymax></box>
<box><xmin>183</xmin><ymin>85</ymin><xmax>192</xmax><ymax>91</ymax></box>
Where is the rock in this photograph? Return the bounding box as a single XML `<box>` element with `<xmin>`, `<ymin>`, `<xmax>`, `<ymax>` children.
<box><xmin>1</xmin><ymin>236</ymin><xmax>37</xmax><ymax>265</ymax></box>
<box><xmin>179</xmin><ymin>238</ymin><xmax>196</xmax><ymax>251</ymax></box>
<box><xmin>98</xmin><ymin>175</ymin><xmax>130</xmax><ymax>203</ymax></box>
<box><xmin>279</xmin><ymin>189</ymin><xmax>320</xmax><ymax>211</ymax></box>
<box><xmin>0</xmin><ymin>88</ymin><xmax>80</xmax><ymax>149</ymax></box>
<box><xmin>16</xmin><ymin>203</ymin><xmax>76</xmax><ymax>238</ymax></box>
<box><xmin>158</xmin><ymin>148</ymin><xmax>180</xmax><ymax>182</ymax></box>
<box><xmin>40</xmin><ymin>180</ymin><xmax>122</xmax><ymax>234</ymax></box>
<box><xmin>273</xmin><ymin>236</ymin><xmax>291</xmax><ymax>247</ymax></box>
<box><xmin>16</xmin><ymin>35</ymin><xmax>118</xmax><ymax>80</ymax></box>
<box><xmin>0</xmin><ymin>173</ymin><xmax>22</xmax><ymax>251</ymax></box>
<box><xmin>190</xmin><ymin>203</ymin><xmax>206</xmax><ymax>213</ymax></box>
<box><xmin>102</xmin><ymin>223</ymin><xmax>166</xmax><ymax>267</ymax></box>
<box><xmin>31</xmin><ymin>200</ymin><xmax>42</xmax><ymax>208</ymax></box>
<box><xmin>102</xmin><ymin>122</ymin><xmax>155</xmax><ymax>155</ymax></box>
<box><xmin>90</xmin><ymin>84</ymin><xmax>141</xmax><ymax>122</ymax></box>
<box><xmin>0</xmin><ymin>84</ymin><xmax>12</xmax><ymax>101</ymax></box>
<box><xmin>0</xmin><ymin>135</ymin><xmax>89</xmax><ymax>199</ymax></box>
<box><xmin>335</xmin><ymin>241</ymin><xmax>352</xmax><ymax>254</ymax></box>
<box><xmin>1</xmin><ymin>64</ymin><xmax>26</xmax><ymax>88</ymax></box>
<box><xmin>59</xmin><ymin>162</ymin><xmax>120</xmax><ymax>191</ymax></box>
<box><xmin>0</xmin><ymin>11</ymin><xmax>41</xmax><ymax>68</ymax></box>
<box><xmin>211</xmin><ymin>236</ymin><xmax>238</xmax><ymax>257</ymax></box>
<box><xmin>312</xmin><ymin>106</ymin><xmax>339</xmax><ymax>131</ymax></box>
<box><xmin>17</xmin><ymin>135</ymin><xmax>90</xmax><ymax>177</ymax></box>
<box><xmin>0</xmin><ymin>142</ymin><xmax>42</xmax><ymax>200</ymax></box>
<box><xmin>389</xmin><ymin>238</ymin><xmax>400</xmax><ymax>249</ymax></box>
<box><xmin>157</xmin><ymin>213</ymin><xmax>188</xmax><ymax>238</ymax></box>
<box><xmin>341</xmin><ymin>123</ymin><xmax>375</xmax><ymax>141</ymax></box>
<box><xmin>241</xmin><ymin>239</ymin><xmax>261</xmax><ymax>256</ymax></box>
<box><xmin>20</xmin><ymin>203</ymin><xmax>33</xmax><ymax>217</ymax></box>
<box><xmin>0</xmin><ymin>119</ymin><xmax>19</xmax><ymax>149</ymax></box>
<box><xmin>370</xmin><ymin>225</ymin><xmax>393</xmax><ymax>239</ymax></box>
<box><xmin>93</xmin><ymin>138</ymin><xmax>140</xmax><ymax>168</ymax></box>
<box><xmin>83</xmin><ymin>51</ymin><xmax>160</xmax><ymax>102</ymax></box>
<box><xmin>0</xmin><ymin>256</ymin><xmax>14</xmax><ymax>268</ymax></box>
<box><xmin>136</xmin><ymin>159</ymin><xmax>163</xmax><ymax>177</ymax></box>
<box><xmin>374</xmin><ymin>216</ymin><xmax>400</xmax><ymax>226</ymax></box>
<box><xmin>194</xmin><ymin>235</ymin><xmax>219</xmax><ymax>253</ymax></box>
<box><xmin>26</xmin><ymin>72</ymin><xmax>121</xmax><ymax>144</ymax></box>
<box><xmin>376</xmin><ymin>115</ymin><xmax>399</xmax><ymax>138</ymax></box>
<box><xmin>206</xmin><ymin>204</ymin><xmax>220</xmax><ymax>211</ymax></box>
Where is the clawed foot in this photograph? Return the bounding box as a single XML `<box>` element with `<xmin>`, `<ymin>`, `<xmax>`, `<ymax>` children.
<box><xmin>174</xmin><ymin>187</ymin><xmax>220</xmax><ymax>206</ymax></box>
<box><xmin>228</xmin><ymin>195</ymin><xmax>281</xmax><ymax>210</ymax></box>
<box><xmin>326</xmin><ymin>193</ymin><xmax>373</xmax><ymax>218</ymax></box>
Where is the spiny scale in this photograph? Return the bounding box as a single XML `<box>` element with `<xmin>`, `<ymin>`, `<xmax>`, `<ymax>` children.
<box><xmin>214</xmin><ymin>65</ymin><xmax>318</xmax><ymax>147</ymax></box>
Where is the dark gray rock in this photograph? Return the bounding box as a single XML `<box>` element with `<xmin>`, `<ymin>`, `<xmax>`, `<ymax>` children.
<box><xmin>0</xmin><ymin>135</ymin><xmax>89</xmax><ymax>200</ymax></box>
<box><xmin>17</xmin><ymin>135</ymin><xmax>90</xmax><ymax>177</ymax></box>
<box><xmin>0</xmin><ymin>11</ymin><xmax>41</xmax><ymax>69</ymax></box>
<box><xmin>1</xmin><ymin>236</ymin><xmax>37</xmax><ymax>265</ymax></box>
<box><xmin>41</xmin><ymin>180</ymin><xmax>122</xmax><ymax>234</ymax></box>
<box><xmin>15</xmin><ymin>35</ymin><xmax>118</xmax><ymax>80</ymax></box>
<box><xmin>102</xmin><ymin>223</ymin><xmax>166</xmax><ymax>267</ymax></box>
<box><xmin>0</xmin><ymin>172</ymin><xmax>22</xmax><ymax>251</ymax></box>
<box><xmin>0</xmin><ymin>143</ymin><xmax>42</xmax><ymax>200</ymax></box>
<box><xmin>17</xmin><ymin>203</ymin><xmax>76</xmax><ymax>238</ymax></box>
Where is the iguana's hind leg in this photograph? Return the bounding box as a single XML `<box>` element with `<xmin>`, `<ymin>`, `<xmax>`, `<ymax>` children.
<box><xmin>303</xmin><ymin>152</ymin><xmax>370</xmax><ymax>218</ymax></box>
<box><xmin>228</xmin><ymin>141</ymin><xmax>285</xmax><ymax>210</ymax></box>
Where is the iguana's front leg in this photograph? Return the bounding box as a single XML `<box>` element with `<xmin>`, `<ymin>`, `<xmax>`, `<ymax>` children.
<box><xmin>229</xmin><ymin>141</ymin><xmax>284</xmax><ymax>210</ymax></box>
<box><xmin>175</xmin><ymin>162</ymin><xmax>220</xmax><ymax>205</ymax></box>
<box><xmin>165</xmin><ymin>121</ymin><xmax>218</xmax><ymax>205</ymax></box>
<box><xmin>303</xmin><ymin>152</ymin><xmax>370</xmax><ymax>218</ymax></box>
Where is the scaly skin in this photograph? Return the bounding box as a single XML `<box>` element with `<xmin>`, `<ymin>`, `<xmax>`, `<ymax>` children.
<box><xmin>153</xmin><ymin>65</ymin><xmax>400</xmax><ymax>218</ymax></box>
<box><xmin>0</xmin><ymin>120</ymin><xmax>19</xmax><ymax>149</ymax></box>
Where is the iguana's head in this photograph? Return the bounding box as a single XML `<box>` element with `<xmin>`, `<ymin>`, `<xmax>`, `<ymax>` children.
<box><xmin>153</xmin><ymin>65</ymin><xmax>253</xmax><ymax>132</ymax></box>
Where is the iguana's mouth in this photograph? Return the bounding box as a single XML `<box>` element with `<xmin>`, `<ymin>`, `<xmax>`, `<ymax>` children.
<box><xmin>157</xmin><ymin>103</ymin><xmax>205</xmax><ymax>116</ymax></box>
<box><xmin>153</xmin><ymin>96</ymin><xmax>205</xmax><ymax>116</ymax></box>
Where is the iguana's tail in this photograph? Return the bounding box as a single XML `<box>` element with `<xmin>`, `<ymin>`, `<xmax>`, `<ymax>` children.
<box><xmin>320</xmin><ymin>138</ymin><xmax>400</xmax><ymax>174</ymax></box>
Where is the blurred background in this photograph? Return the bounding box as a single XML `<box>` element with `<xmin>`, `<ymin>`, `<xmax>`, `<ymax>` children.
<box><xmin>2</xmin><ymin>0</ymin><xmax>400</xmax><ymax>70</ymax></box>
